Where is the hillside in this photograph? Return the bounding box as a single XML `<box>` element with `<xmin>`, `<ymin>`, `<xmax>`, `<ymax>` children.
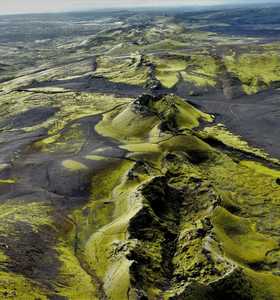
<box><xmin>0</xmin><ymin>5</ymin><xmax>280</xmax><ymax>300</ymax></box>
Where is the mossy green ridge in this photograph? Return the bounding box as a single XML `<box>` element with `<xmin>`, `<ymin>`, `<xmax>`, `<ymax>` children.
<box><xmin>240</xmin><ymin>160</ymin><xmax>280</xmax><ymax>178</ymax></box>
<box><xmin>202</xmin><ymin>124</ymin><xmax>280</xmax><ymax>164</ymax></box>
<box><xmin>95</xmin><ymin>55</ymin><xmax>149</xmax><ymax>86</ymax></box>
<box><xmin>212</xmin><ymin>207</ymin><xmax>277</xmax><ymax>265</ymax></box>
<box><xmin>151</xmin><ymin>57</ymin><xmax>188</xmax><ymax>88</ymax></box>
<box><xmin>96</xmin><ymin>94</ymin><xmax>212</xmax><ymax>144</ymax></box>
<box><xmin>1</xmin><ymin>89</ymin><xmax>280</xmax><ymax>299</ymax></box>
<box><xmin>224</xmin><ymin>52</ymin><xmax>280</xmax><ymax>94</ymax></box>
<box><xmin>57</xmin><ymin>93</ymin><xmax>279</xmax><ymax>299</ymax></box>
<box><xmin>62</xmin><ymin>159</ymin><xmax>88</xmax><ymax>171</ymax></box>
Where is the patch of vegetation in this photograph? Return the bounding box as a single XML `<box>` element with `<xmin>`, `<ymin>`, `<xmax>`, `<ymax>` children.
<box><xmin>212</xmin><ymin>207</ymin><xmax>277</xmax><ymax>265</ymax></box>
<box><xmin>202</xmin><ymin>124</ymin><xmax>279</xmax><ymax>164</ymax></box>
<box><xmin>240</xmin><ymin>160</ymin><xmax>280</xmax><ymax>178</ymax></box>
<box><xmin>95</xmin><ymin>55</ymin><xmax>149</xmax><ymax>86</ymax></box>
<box><xmin>182</xmin><ymin>54</ymin><xmax>219</xmax><ymax>87</ymax></box>
<box><xmin>62</xmin><ymin>159</ymin><xmax>88</xmax><ymax>171</ymax></box>
<box><xmin>224</xmin><ymin>53</ymin><xmax>280</xmax><ymax>94</ymax></box>
<box><xmin>151</xmin><ymin>57</ymin><xmax>188</xmax><ymax>88</ymax></box>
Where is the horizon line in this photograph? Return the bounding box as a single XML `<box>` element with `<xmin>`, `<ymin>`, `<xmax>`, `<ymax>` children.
<box><xmin>0</xmin><ymin>2</ymin><xmax>278</xmax><ymax>17</ymax></box>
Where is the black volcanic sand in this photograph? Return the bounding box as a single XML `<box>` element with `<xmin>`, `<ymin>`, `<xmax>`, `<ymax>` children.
<box><xmin>24</xmin><ymin>75</ymin><xmax>149</xmax><ymax>98</ymax></box>
<box><xmin>0</xmin><ymin>113</ymin><xmax>126</xmax><ymax>205</ymax></box>
<box><xmin>189</xmin><ymin>88</ymin><xmax>280</xmax><ymax>160</ymax></box>
<box><xmin>0</xmin><ymin>106</ymin><xmax>59</xmax><ymax>129</ymax></box>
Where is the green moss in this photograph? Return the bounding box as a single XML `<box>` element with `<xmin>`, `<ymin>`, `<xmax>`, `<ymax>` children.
<box><xmin>61</xmin><ymin>160</ymin><xmax>137</xmax><ymax>299</ymax></box>
<box><xmin>212</xmin><ymin>207</ymin><xmax>277</xmax><ymax>265</ymax></box>
<box><xmin>90</xmin><ymin>160</ymin><xmax>133</xmax><ymax>201</ymax></box>
<box><xmin>152</xmin><ymin>57</ymin><xmax>188</xmax><ymax>88</ymax></box>
<box><xmin>0</xmin><ymin>202</ymin><xmax>53</xmax><ymax>232</ymax></box>
<box><xmin>202</xmin><ymin>124</ymin><xmax>279</xmax><ymax>164</ymax></box>
<box><xmin>0</xmin><ymin>203</ymin><xmax>54</xmax><ymax>298</ymax></box>
<box><xmin>240</xmin><ymin>160</ymin><xmax>280</xmax><ymax>178</ymax></box>
<box><xmin>103</xmin><ymin>257</ymin><xmax>132</xmax><ymax>300</ymax></box>
<box><xmin>120</xmin><ymin>142</ymin><xmax>160</xmax><ymax>153</ymax></box>
<box><xmin>95</xmin><ymin>55</ymin><xmax>149</xmax><ymax>86</ymax></box>
<box><xmin>157</xmin><ymin>70</ymin><xmax>179</xmax><ymax>88</ymax></box>
<box><xmin>181</xmin><ymin>54</ymin><xmax>219</xmax><ymax>87</ymax></box>
<box><xmin>37</xmin><ymin>122</ymin><xmax>88</xmax><ymax>154</ymax></box>
<box><xmin>160</xmin><ymin>134</ymin><xmax>213</xmax><ymax>159</ymax></box>
<box><xmin>182</xmin><ymin>72</ymin><xmax>217</xmax><ymax>87</ymax></box>
<box><xmin>0</xmin><ymin>179</ymin><xmax>15</xmax><ymax>184</ymax></box>
<box><xmin>22</xmin><ymin>93</ymin><xmax>130</xmax><ymax>138</ymax></box>
<box><xmin>0</xmin><ymin>250</ymin><xmax>8</xmax><ymax>263</ymax></box>
<box><xmin>171</xmin><ymin>95</ymin><xmax>213</xmax><ymax>129</ymax></box>
<box><xmin>79</xmin><ymin>157</ymin><xmax>153</xmax><ymax>299</ymax></box>
<box><xmin>224</xmin><ymin>53</ymin><xmax>280</xmax><ymax>94</ymax></box>
<box><xmin>150</xmin><ymin>94</ymin><xmax>212</xmax><ymax>130</ymax></box>
<box><xmin>192</xmin><ymin>55</ymin><xmax>219</xmax><ymax>77</ymax></box>
<box><xmin>84</xmin><ymin>185</ymin><xmax>142</xmax><ymax>299</ymax></box>
<box><xmin>245</xmin><ymin>268</ymin><xmax>280</xmax><ymax>300</ymax></box>
<box><xmin>84</xmin><ymin>154</ymin><xmax>108</xmax><ymax>161</ymax></box>
<box><xmin>69</xmin><ymin>160</ymin><xmax>134</xmax><ymax>249</ymax></box>
<box><xmin>34</xmin><ymin>135</ymin><xmax>59</xmax><ymax>148</ymax></box>
<box><xmin>55</xmin><ymin>244</ymin><xmax>98</xmax><ymax>299</ymax></box>
<box><xmin>217</xmin><ymin>190</ymin><xmax>241</xmax><ymax>213</ymax></box>
<box><xmin>95</xmin><ymin>104</ymin><xmax>159</xmax><ymax>143</ymax></box>
<box><xmin>0</xmin><ymin>271</ymin><xmax>48</xmax><ymax>299</ymax></box>
<box><xmin>95</xmin><ymin>94</ymin><xmax>212</xmax><ymax>146</ymax></box>
<box><xmin>62</xmin><ymin>159</ymin><xmax>88</xmax><ymax>171</ymax></box>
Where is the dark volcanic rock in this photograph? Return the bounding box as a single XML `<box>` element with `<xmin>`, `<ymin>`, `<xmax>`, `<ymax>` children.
<box><xmin>0</xmin><ymin>106</ymin><xmax>58</xmax><ymax>129</ymax></box>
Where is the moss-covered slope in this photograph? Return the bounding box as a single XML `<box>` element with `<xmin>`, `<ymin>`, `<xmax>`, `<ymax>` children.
<box><xmin>1</xmin><ymin>90</ymin><xmax>279</xmax><ymax>299</ymax></box>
